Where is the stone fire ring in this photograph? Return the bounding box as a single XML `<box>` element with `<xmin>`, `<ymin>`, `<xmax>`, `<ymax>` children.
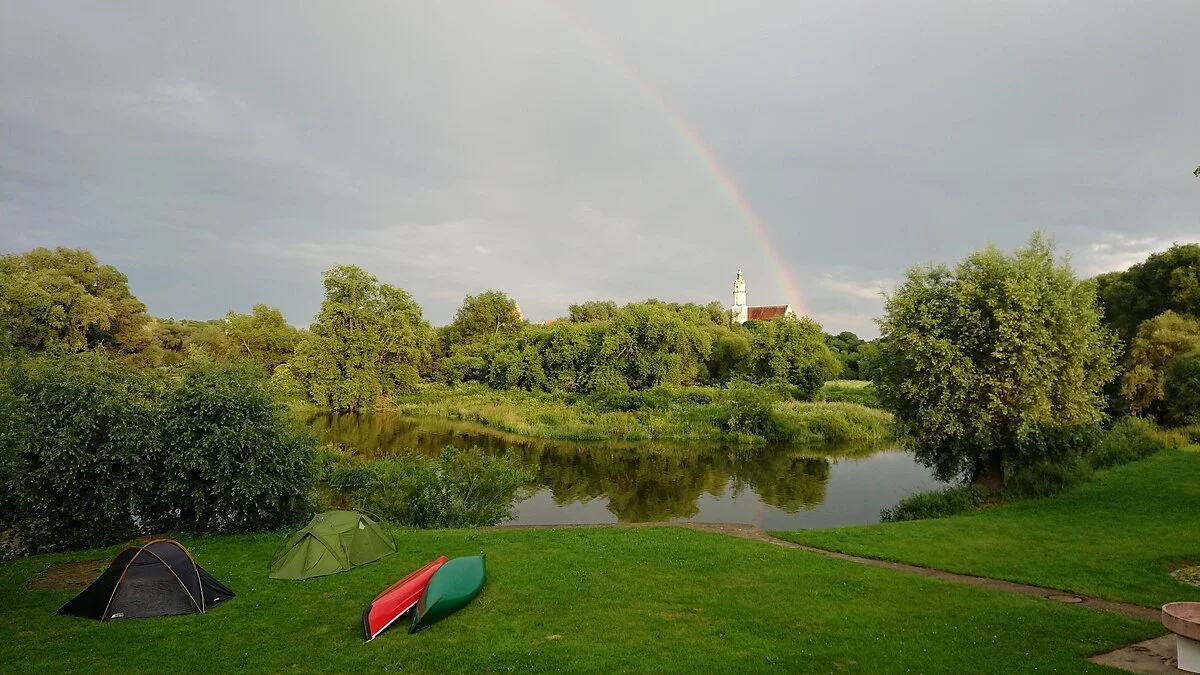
<box><xmin>1163</xmin><ymin>602</ymin><xmax>1200</xmax><ymax>673</ymax></box>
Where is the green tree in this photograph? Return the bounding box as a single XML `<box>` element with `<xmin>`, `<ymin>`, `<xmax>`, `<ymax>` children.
<box><xmin>223</xmin><ymin>304</ymin><xmax>303</xmax><ymax>371</ymax></box>
<box><xmin>182</xmin><ymin>320</ymin><xmax>234</xmax><ymax>361</ymax></box>
<box><xmin>1164</xmin><ymin>355</ymin><xmax>1200</xmax><ymax>426</ymax></box>
<box><xmin>1094</xmin><ymin>243</ymin><xmax>1200</xmax><ymax>343</ymax></box>
<box><xmin>568</xmin><ymin>300</ymin><xmax>619</xmax><ymax>323</ymax></box>
<box><xmin>288</xmin><ymin>265</ymin><xmax>433</xmax><ymax>411</ymax></box>
<box><xmin>0</xmin><ymin>355</ymin><xmax>315</xmax><ymax>552</ymax></box>
<box><xmin>874</xmin><ymin>234</ymin><xmax>1118</xmax><ymax>486</ymax></box>
<box><xmin>532</xmin><ymin>321</ymin><xmax>602</xmax><ymax>391</ymax></box>
<box><xmin>0</xmin><ymin>247</ymin><xmax>147</xmax><ymax>353</ymax></box>
<box><xmin>123</xmin><ymin>319</ymin><xmax>193</xmax><ymax>368</ymax></box>
<box><xmin>595</xmin><ymin>302</ymin><xmax>711</xmax><ymax>390</ymax></box>
<box><xmin>825</xmin><ymin>331</ymin><xmax>867</xmax><ymax>379</ymax></box>
<box><xmin>157</xmin><ymin>362</ymin><xmax>314</xmax><ymax>533</ymax></box>
<box><xmin>704</xmin><ymin>300</ymin><xmax>729</xmax><ymax>325</ymax></box>
<box><xmin>444</xmin><ymin>290</ymin><xmax>523</xmax><ymax>346</ymax></box>
<box><xmin>1120</xmin><ymin>311</ymin><xmax>1200</xmax><ymax>417</ymax></box>
<box><xmin>707</xmin><ymin>330</ymin><xmax>751</xmax><ymax>384</ymax></box>
<box><xmin>856</xmin><ymin>340</ymin><xmax>883</xmax><ymax>381</ymax></box>
<box><xmin>0</xmin><ymin>354</ymin><xmax>162</xmax><ymax>551</ymax></box>
<box><xmin>747</xmin><ymin>318</ymin><xmax>841</xmax><ymax>397</ymax></box>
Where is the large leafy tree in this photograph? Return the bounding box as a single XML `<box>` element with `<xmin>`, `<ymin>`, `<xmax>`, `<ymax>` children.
<box><xmin>526</xmin><ymin>321</ymin><xmax>601</xmax><ymax>391</ymax></box>
<box><xmin>596</xmin><ymin>302</ymin><xmax>711</xmax><ymax>390</ymax></box>
<box><xmin>874</xmin><ymin>234</ymin><xmax>1118</xmax><ymax>486</ymax></box>
<box><xmin>1094</xmin><ymin>243</ymin><xmax>1200</xmax><ymax>343</ymax></box>
<box><xmin>825</xmin><ymin>331</ymin><xmax>868</xmax><ymax>379</ymax></box>
<box><xmin>223</xmin><ymin>304</ymin><xmax>303</xmax><ymax>371</ymax></box>
<box><xmin>1120</xmin><ymin>310</ymin><xmax>1200</xmax><ymax>418</ymax></box>
<box><xmin>0</xmin><ymin>355</ymin><xmax>314</xmax><ymax>552</ymax></box>
<box><xmin>0</xmin><ymin>247</ymin><xmax>147</xmax><ymax>353</ymax></box>
<box><xmin>287</xmin><ymin>265</ymin><xmax>433</xmax><ymax>411</ymax></box>
<box><xmin>157</xmin><ymin>362</ymin><xmax>314</xmax><ymax>533</ymax></box>
<box><xmin>707</xmin><ymin>330</ymin><xmax>751</xmax><ymax>384</ymax></box>
<box><xmin>747</xmin><ymin>317</ymin><xmax>841</xmax><ymax>397</ymax></box>
<box><xmin>444</xmin><ymin>290</ymin><xmax>523</xmax><ymax>345</ymax></box>
<box><xmin>568</xmin><ymin>300</ymin><xmax>619</xmax><ymax>323</ymax></box>
<box><xmin>1164</xmin><ymin>355</ymin><xmax>1200</xmax><ymax>426</ymax></box>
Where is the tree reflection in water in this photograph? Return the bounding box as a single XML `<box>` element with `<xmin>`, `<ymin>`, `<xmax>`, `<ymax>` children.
<box><xmin>304</xmin><ymin>412</ymin><xmax>889</xmax><ymax>523</ymax></box>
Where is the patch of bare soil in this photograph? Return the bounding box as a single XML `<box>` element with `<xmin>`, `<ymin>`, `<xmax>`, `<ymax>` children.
<box><xmin>1170</xmin><ymin>565</ymin><xmax>1200</xmax><ymax>588</ymax></box>
<box><xmin>28</xmin><ymin>560</ymin><xmax>107</xmax><ymax>590</ymax></box>
<box><xmin>1090</xmin><ymin>634</ymin><xmax>1183</xmax><ymax>674</ymax></box>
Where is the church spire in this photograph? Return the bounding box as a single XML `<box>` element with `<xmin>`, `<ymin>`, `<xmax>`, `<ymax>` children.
<box><xmin>732</xmin><ymin>269</ymin><xmax>748</xmax><ymax>324</ymax></box>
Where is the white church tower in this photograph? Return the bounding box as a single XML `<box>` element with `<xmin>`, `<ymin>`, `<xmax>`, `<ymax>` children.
<box><xmin>732</xmin><ymin>269</ymin><xmax>748</xmax><ymax>324</ymax></box>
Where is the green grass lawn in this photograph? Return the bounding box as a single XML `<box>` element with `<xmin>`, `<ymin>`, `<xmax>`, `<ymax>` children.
<box><xmin>775</xmin><ymin>447</ymin><xmax>1200</xmax><ymax>608</ymax></box>
<box><xmin>0</xmin><ymin>527</ymin><xmax>1160</xmax><ymax>673</ymax></box>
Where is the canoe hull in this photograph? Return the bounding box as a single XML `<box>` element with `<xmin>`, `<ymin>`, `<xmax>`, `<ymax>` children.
<box><xmin>409</xmin><ymin>555</ymin><xmax>486</xmax><ymax>633</ymax></box>
<box><xmin>362</xmin><ymin>555</ymin><xmax>449</xmax><ymax>641</ymax></box>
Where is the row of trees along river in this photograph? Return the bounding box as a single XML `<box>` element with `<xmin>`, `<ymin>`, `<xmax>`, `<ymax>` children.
<box><xmin>1</xmin><ymin>234</ymin><xmax>1198</xmax><ymax>552</ymax></box>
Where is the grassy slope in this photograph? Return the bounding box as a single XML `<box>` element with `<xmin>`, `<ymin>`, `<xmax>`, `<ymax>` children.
<box><xmin>775</xmin><ymin>448</ymin><xmax>1200</xmax><ymax>608</ymax></box>
<box><xmin>1</xmin><ymin>527</ymin><xmax>1157</xmax><ymax>673</ymax></box>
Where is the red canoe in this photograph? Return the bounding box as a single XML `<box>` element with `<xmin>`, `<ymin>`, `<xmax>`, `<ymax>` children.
<box><xmin>363</xmin><ymin>556</ymin><xmax>449</xmax><ymax>641</ymax></box>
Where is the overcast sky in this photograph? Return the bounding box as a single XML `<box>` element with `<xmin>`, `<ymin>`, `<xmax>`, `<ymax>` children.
<box><xmin>2</xmin><ymin>1</ymin><xmax>1198</xmax><ymax>336</ymax></box>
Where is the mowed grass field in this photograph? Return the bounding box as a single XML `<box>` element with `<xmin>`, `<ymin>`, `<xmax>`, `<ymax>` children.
<box><xmin>0</xmin><ymin>526</ymin><xmax>1160</xmax><ymax>673</ymax></box>
<box><xmin>776</xmin><ymin>447</ymin><xmax>1200</xmax><ymax>608</ymax></box>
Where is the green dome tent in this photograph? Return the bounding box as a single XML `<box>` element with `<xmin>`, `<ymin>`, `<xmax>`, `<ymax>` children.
<box><xmin>270</xmin><ymin>510</ymin><xmax>396</xmax><ymax>580</ymax></box>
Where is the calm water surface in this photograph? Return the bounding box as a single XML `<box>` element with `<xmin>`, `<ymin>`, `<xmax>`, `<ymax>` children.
<box><xmin>303</xmin><ymin>412</ymin><xmax>944</xmax><ymax>530</ymax></box>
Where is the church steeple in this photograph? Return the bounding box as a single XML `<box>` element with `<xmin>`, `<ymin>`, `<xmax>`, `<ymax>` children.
<box><xmin>732</xmin><ymin>269</ymin><xmax>748</xmax><ymax>324</ymax></box>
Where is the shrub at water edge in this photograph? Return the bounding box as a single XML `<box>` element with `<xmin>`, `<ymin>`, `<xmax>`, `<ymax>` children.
<box><xmin>320</xmin><ymin>445</ymin><xmax>532</xmax><ymax>528</ymax></box>
<box><xmin>0</xmin><ymin>355</ymin><xmax>315</xmax><ymax>553</ymax></box>
<box><xmin>880</xmin><ymin>486</ymin><xmax>986</xmax><ymax>522</ymax></box>
<box><xmin>881</xmin><ymin>418</ymin><xmax>1174</xmax><ymax>518</ymax></box>
<box><xmin>1090</xmin><ymin>417</ymin><xmax>1171</xmax><ymax>469</ymax></box>
<box><xmin>817</xmin><ymin>381</ymin><xmax>883</xmax><ymax>409</ymax></box>
<box><xmin>155</xmin><ymin>362</ymin><xmax>315</xmax><ymax>533</ymax></box>
<box><xmin>0</xmin><ymin>355</ymin><xmax>161</xmax><ymax>552</ymax></box>
<box><xmin>874</xmin><ymin>234</ymin><xmax>1118</xmax><ymax>488</ymax></box>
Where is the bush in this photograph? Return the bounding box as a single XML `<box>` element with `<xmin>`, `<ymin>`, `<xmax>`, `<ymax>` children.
<box><xmin>1180</xmin><ymin>424</ymin><xmax>1200</xmax><ymax>444</ymax></box>
<box><xmin>0</xmin><ymin>355</ymin><xmax>316</xmax><ymax>553</ymax></box>
<box><xmin>0</xmin><ymin>355</ymin><xmax>162</xmax><ymax>552</ymax></box>
<box><xmin>719</xmin><ymin>390</ymin><xmax>797</xmax><ymax>442</ymax></box>
<box><xmin>1005</xmin><ymin>456</ymin><xmax>1093</xmax><ymax>499</ymax></box>
<box><xmin>587</xmin><ymin>389</ymin><xmax>673</xmax><ymax>413</ymax></box>
<box><xmin>818</xmin><ymin>381</ymin><xmax>883</xmax><ymax>409</ymax></box>
<box><xmin>775</xmin><ymin>402</ymin><xmax>892</xmax><ymax>444</ymax></box>
<box><xmin>1007</xmin><ymin>425</ymin><xmax>1101</xmax><ymax>475</ymax></box>
<box><xmin>874</xmin><ymin>235</ymin><xmax>1118</xmax><ymax>486</ymax></box>
<box><xmin>1164</xmin><ymin>355</ymin><xmax>1200</xmax><ymax>427</ymax></box>
<box><xmin>156</xmin><ymin>362</ymin><xmax>315</xmax><ymax>533</ymax></box>
<box><xmin>1090</xmin><ymin>417</ymin><xmax>1169</xmax><ymax>469</ymax></box>
<box><xmin>331</xmin><ymin>446</ymin><xmax>533</xmax><ymax>528</ymax></box>
<box><xmin>880</xmin><ymin>485</ymin><xmax>985</xmax><ymax>522</ymax></box>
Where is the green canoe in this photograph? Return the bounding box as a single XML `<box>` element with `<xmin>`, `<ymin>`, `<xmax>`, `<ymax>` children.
<box><xmin>409</xmin><ymin>555</ymin><xmax>485</xmax><ymax>633</ymax></box>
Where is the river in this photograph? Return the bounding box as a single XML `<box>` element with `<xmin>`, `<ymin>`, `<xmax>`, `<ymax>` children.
<box><xmin>303</xmin><ymin>412</ymin><xmax>944</xmax><ymax>530</ymax></box>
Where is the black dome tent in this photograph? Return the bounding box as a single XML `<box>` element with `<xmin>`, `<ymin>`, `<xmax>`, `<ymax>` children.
<box><xmin>58</xmin><ymin>539</ymin><xmax>234</xmax><ymax>621</ymax></box>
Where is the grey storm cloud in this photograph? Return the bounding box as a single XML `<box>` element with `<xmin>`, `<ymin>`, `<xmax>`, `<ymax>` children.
<box><xmin>2</xmin><ymin>0</ymin><xmax>1198</xmax><ymax>336</ymax></box>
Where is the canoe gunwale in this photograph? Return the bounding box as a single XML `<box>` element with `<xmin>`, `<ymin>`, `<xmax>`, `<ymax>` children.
<box><xmin>362</xmin><ymin>555</ymin><xmax>449</xmax><ymax>641</ymax></box>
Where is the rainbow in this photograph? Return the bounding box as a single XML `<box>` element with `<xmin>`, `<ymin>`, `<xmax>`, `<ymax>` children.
<box><xmin>539</xmin><ymin>2</ymin><xmax>807</xmax><ymax>314</ymax></box>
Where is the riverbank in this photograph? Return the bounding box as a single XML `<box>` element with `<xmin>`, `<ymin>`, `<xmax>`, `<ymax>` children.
<box><xmin>774</xmin><ymin>446</ymin><xmax>1200</xmax><ymax>608</ymax></box>
<box><xmin>381</xmin><ymin>383</ymin><xmax>892</xmax><ymax>445</ymax></box>
<box><xmin>1</xmin><ymin>526</ymin><xmax>1157</xmax><ymax>673</ymax></box>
